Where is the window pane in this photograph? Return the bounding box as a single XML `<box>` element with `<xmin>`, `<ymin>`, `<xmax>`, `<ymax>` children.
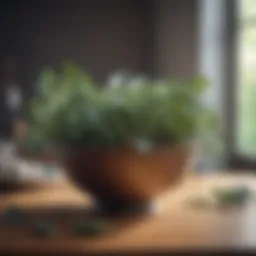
<box><xmin>239</xmin><ymin>0</ymin><xmax>256</xmax><ymax>20</ymax></box>
<box><xmin>237</xmin><ymin>25</ymin><xmax>256</xmax><ymax>154</ymax></box>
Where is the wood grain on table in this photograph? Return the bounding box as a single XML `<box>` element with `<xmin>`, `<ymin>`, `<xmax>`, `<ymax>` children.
<box><xmin>1</xmin><ymin>172</ymin><xmax>256</xmax><ymax>255</ymax></box>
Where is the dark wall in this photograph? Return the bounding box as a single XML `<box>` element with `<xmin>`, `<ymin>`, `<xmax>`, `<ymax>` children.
<box><xmin>154</xmin><ymin>0</ymin><xmax>198</xmax><ymax>78</ymax></box>
<box><xmin>1</xmin><ymin>0</ymin><xmax>197</xmax><ymax>99</ymax></box>
<box><xmin>1</xmin><ymin>0</ymin><xmax>197</xmax><ymax>94</ymax></box>
<box><xmin>14</xmin><ymin>0</ymin><xmax>154</xmax><ymax>97</ymax></box>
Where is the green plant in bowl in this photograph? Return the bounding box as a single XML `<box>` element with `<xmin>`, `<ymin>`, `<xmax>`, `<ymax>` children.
<box><xmin>28</xmin><ymin>64</ymin><xmax>216</xmax><ymax>149</ymax></box>
<box><xmin>25</xmin><ymin>63</ymin><xmax>218</xmax><ymax>214</ymax></box>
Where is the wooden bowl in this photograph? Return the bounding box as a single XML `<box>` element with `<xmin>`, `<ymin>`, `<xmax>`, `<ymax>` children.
<box><xmin>64</xmin><ymin>145</ymin><xmax>190</xmax><ymax>214</ymax></box>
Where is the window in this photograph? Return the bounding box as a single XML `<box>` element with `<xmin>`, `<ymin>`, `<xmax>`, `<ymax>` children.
<box><xmin>237</xmin><ymin>0</ymin><xmax>256</xmax><ymax>157</ymax></box>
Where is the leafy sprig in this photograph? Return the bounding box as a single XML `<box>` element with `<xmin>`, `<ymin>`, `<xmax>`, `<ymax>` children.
<box><xmin>27</xmin><ymin>63</ymin><xmax>216</xmax><ymax>151</ymax></box>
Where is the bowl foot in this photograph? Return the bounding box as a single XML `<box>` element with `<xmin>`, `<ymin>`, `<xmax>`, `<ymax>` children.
<box><xmin>94</xmin><ymin>199</ymin><xmax>155</xmax><ymax>216</ymax></box>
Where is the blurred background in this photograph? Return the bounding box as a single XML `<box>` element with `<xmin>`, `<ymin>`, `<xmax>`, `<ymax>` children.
<box><xmin>1</xmin><ymin>2</ymin><xmax>256</xmax><ymax>253</ymax></box>
<box><xmin>0</xmin><ymin>0</ymin><xmax>255</xmax><ymax>180</ymax></box>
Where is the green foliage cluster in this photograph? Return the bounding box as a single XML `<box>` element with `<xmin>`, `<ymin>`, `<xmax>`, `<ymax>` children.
<box><xmin>28</xmin><ymin>63</ymin><xmax>217</xmax><ymax>151</ymax></box>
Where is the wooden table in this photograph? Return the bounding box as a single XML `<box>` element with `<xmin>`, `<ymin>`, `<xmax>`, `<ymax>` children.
<box><xmin>1</xmin><ymin>172</ymin><xmax>256</xmax><ymax>255</ymax></box>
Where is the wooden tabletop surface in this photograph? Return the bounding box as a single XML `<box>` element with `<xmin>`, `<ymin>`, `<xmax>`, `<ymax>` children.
<box><xmin>1</xmin><ymin>172</ymin><xmax>256</xmax><ymax>255</ymax></box>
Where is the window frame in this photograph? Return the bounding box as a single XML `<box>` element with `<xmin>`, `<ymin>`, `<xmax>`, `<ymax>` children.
<box><xmin>227</xmin><ymin>0</ymin><xmax>256</xmax><ymax>169</ymax></box>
